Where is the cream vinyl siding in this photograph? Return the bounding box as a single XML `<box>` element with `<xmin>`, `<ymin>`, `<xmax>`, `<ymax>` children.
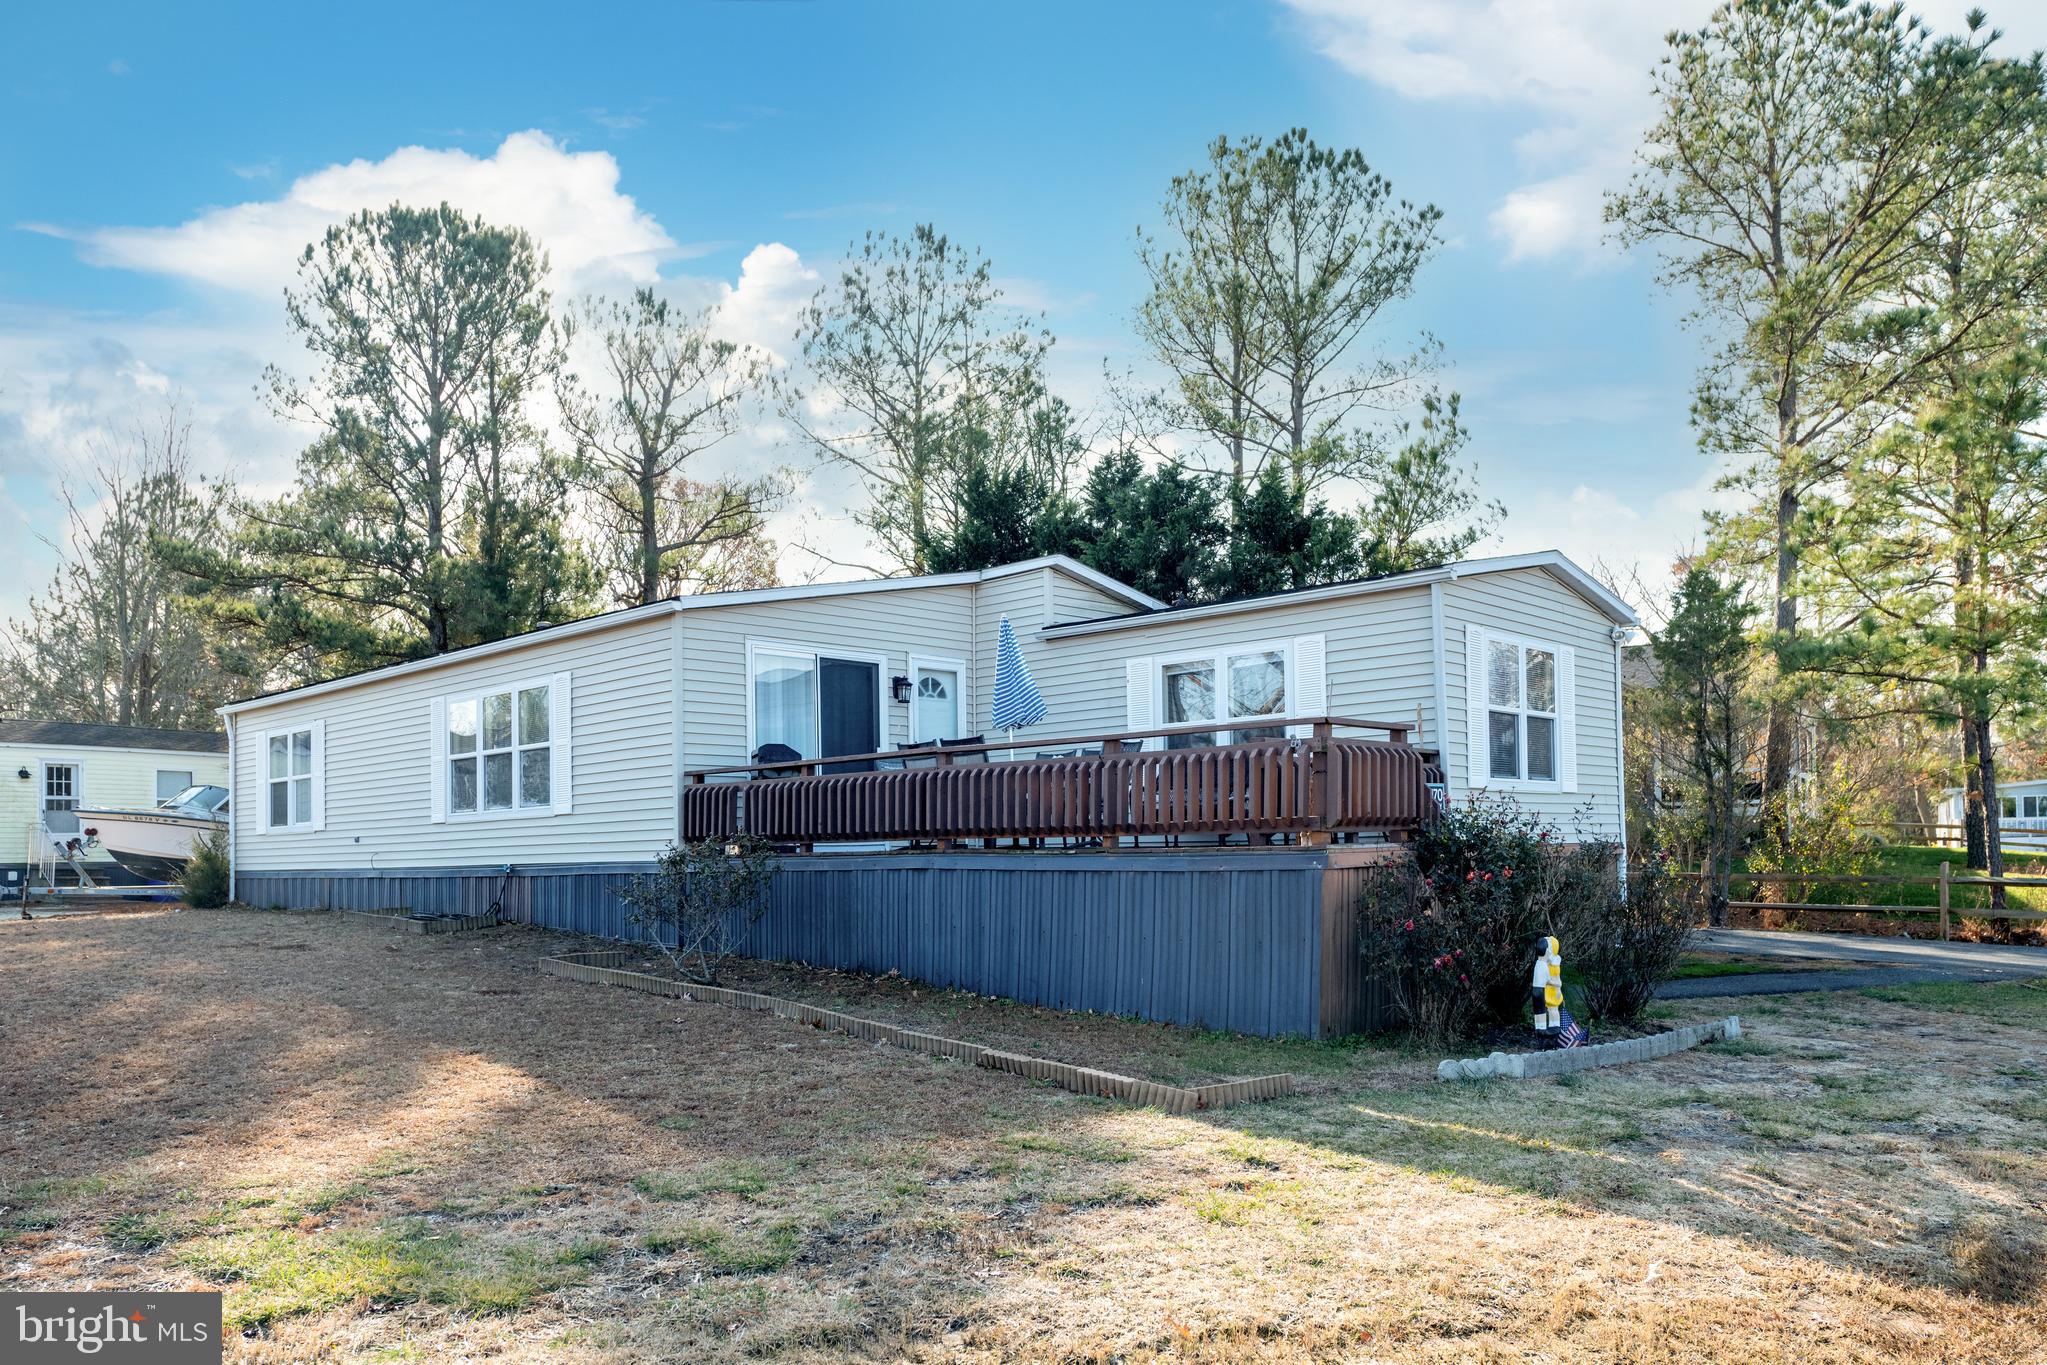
<box><xmin>1443</xmin><ymin>570</ymin><xmax>1623</xmax><ymax>839</ymax></box>
<box><xmin>1051</xmin><ymin>572</ymin><xmax>1146</xmax><ymax>625</ymax></box>
<box><xmin>1027</xmin><ymin>585</ymin><xmax>1442</xmax><ymax>750</ymax></box>
<box><xmin>677</xmin><ymin>585</ymin><xmax>978</xmax><ymax>770</ymax></box>
<box><xmin>231</xmin><ymin>614</ymin><xmax>675</xmax><ymax>871</ymax></box>
<box><xmin>0</xmin><ymin>742</ymin><xmax>228</xmax><ymax>868</ymax></box>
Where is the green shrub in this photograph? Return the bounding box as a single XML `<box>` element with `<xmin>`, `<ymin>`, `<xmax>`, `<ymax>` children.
<box><xmin>179</xmin><ymin>829</ymin><xmax>232</xmax><ymax>908</ymax></box>
<box><xmin>1358</xmin><ymin>797</ymin><xmax>1558</xmax><ymax>1043</ymax></box>
<box><xmin>1359</xmin><ymin>799</ymin><xmax>1694</xmax><ymax>1040</ymax></box>
<box><xmin>1561</xmin><ymin>847</ymin><xmax>1698</xmax><ymax>1023</ymax></box>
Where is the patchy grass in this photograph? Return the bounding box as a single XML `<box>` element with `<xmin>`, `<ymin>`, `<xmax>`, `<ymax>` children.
<box><xmin>173</xmin><ymin>1220</ymin><xmax>591</xmax><ymax>1329</ymax></box>
<box><xmin>643</xmin><ymin>1220</ymin><xmax>801</xmax><ymax>1274</ymax></box>
<box><xmin>631</xmin><ymin>1161</ymin><xmax>773</xmax><ymax>1202</ymax></box>
<box><xmin>4</xmin><ymin>907</ymin><xmax>2045</xmax><ymax>1362</ymax></box>
<box><xmin>1673</xmin><ymin>954</ymin><xmax>1839</xmax><ymax>979</ymax></box>
<box><xmin>1862</xmin><ymin>978</ymin><xmax>2047</xmax><ymax>1023</ymax></box>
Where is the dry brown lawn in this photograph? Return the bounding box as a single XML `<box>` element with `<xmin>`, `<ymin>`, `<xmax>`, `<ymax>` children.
<box><xmin>3</xmin><ymin>906</ymin><xmax>2044</xmax><ymax>1362</ymax></box>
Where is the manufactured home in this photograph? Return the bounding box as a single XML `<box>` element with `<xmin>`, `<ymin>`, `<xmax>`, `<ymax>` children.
<box><xmin>1938</xmin><ymin>780</ymin><xmax>2047</xmax><ymax>848</ymax></box>
<box><xmin>0</xmin><ymin>719</ymin><xmax>228</xmax><ymax>890</ymax></box>
<box><xmin>222</xmin><ymin>551</ymin><xmax>1635</xmax><ymax>1036</ymax></box>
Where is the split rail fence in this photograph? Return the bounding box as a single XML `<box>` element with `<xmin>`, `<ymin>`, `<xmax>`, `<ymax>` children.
<box><xmin>1683</xmin><ymin>864</ymin><xmax>2047</xmax><ymax>941</ymax></box>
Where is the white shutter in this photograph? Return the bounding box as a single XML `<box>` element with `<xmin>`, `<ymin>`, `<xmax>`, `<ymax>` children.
<box><xmin>1288</xmin><ymin>634</ymin><xmax>1327</xmax><ymax>738</ymax></box>
<box><xmin>252</xmin><ymin>730</ymin><xmax>269</xmax><ymax>835</ymax></box>
<box><xmin>429</xmin><ymin>698</ymin><xmax>447</xmax><ymax>824</ymax></box>
<box><xmin>1556</xmin><ymin>644</ymin><xmax>1578</xmax><ymax>792</ymax></box>
<box><xmin>1124</xmin><ymin>657</ymin><xmax>1155</xmax><ymax>751</ymax></box>
<box><xmin>550</xmin><ymin>671</ymin><xmax>574</xmax><ymax>814</ymax></box>
<box><xmin>1465</xmin><ymin>624</ymin><xmax>1488</xmax><ymax>789</ymax></box>
<box><xmin>308</xmin><ymin>718</ymin><xmax>327</xmax><ymax>832</ymax></box>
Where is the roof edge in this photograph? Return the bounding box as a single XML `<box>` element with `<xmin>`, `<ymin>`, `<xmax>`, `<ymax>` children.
<box><xmin>220</xmin><ymin>556</ymin><xmax>1162</xmax><ymax>716</ymax></box>
<box><xmin>1038</xmin><ymin>549</ymin><xmax>1638</xmax><ymax>640</ymax></box>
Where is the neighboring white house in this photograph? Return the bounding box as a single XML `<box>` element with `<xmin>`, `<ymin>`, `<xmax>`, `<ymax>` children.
<box><xmin>0</xmin><ymin>719</ymin><xmax>229</xmax><ymax>889</ymax></box>
<box><xmin>1938</xmin><ymin>778</ymin><xmax>2047</xmax><ymax>838</ymax></box>
<box><xmin>218</xmin><ymin>549</ymin><xmax>1636</xmax><ymax>899</ymax></box>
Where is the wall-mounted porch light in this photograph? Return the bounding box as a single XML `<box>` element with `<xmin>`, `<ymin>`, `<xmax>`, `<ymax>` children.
<box><xmin>890</xmin><ymin>674</ymin><xmax>913</xmax><ymax>704</ymax></box>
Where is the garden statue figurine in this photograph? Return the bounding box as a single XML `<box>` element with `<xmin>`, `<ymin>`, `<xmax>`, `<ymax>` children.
<box><xmin>1530</xmin><ymin>935</ymin><xmax>1564</xmax><ymax>1035</ymax></box>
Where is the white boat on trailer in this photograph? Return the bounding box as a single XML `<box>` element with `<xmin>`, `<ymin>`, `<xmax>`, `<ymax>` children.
<box><xmin>73</xmin><ymin>784</ymin><xmax>229</xmax><ymax>883</ymax></box>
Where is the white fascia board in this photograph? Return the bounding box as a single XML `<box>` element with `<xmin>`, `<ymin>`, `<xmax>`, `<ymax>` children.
<box><xmin>0</xmin><ymin>740</ymin><xmax>228</xmax><ymax>760</ymax></box>
<box><xmin>974</xmin><ymin>555</ymin><xmax>1165</xmax><ymax>610</ymax></box>
<box><xmin>1454</xmin><ymin>550</ymin><xmax>1640</xmax><ymax>627</ymax></box>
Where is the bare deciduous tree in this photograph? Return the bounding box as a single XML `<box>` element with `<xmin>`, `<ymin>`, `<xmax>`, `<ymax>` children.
<box><xmin>559</xmin><ymin>289</ymin><xmax>783</xmax><ymax>605</ymax></box>
<box><xmin>2</xmin><ymin>403</ymin><xmax>243</xmax><ymax>729</ymax></box>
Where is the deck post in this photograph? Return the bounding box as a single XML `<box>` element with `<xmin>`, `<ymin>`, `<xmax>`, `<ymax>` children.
<box><xmin>1302</xmin><ymin>731</ymin><xmax>1332</xmax><ymax>848</ymax></box>
<box><xmin>1939</xmin><ymin>860</ymin><xmax>1951</xmax><ymax>941</ymax></box>
<box><xmin>1101</xmin><ymin>738</ymin><xmax>1123</xmax><ymax>849</ymax></box>
<box><xmin>935</xmin><ymin>749</ymin><xmax>955</xmax><ymax>852</ymax></box>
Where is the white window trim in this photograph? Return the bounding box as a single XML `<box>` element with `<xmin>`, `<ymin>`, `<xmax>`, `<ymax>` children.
<box><xmin>37</xmin><ymin>759</ymin><xmax>83</xmax><ymax>816</ymax></box>
<box><xmin>155</xmin><ymin>768</ymin><xmax>197</xmax><ymax>803</ymax></box>
<box><xmin>907</xmin><ymin>653</ymin><xmax>970</xmax><ymax>744</ymax></box>
<box><xmin>1466</xmin><ymin>625</ymin><xmax>1575</xmax><ymax>793</ymax></box>
<box><xmin>438</xmin><ymin>674</ymin><xmax>565</xmax><ymax>823</ymax></box>
<box><xmin>261</xmin><ymin>721</ymin><xmax>325</xmax><ymax>832</ymax></box>
<box><xmin>1152</xmin><ymin>638</ymin><xmax>1295</xmax><ymax>747</ymax></box>
<box><xmin>743</xmin><ymin>639</ymin><xmax>892</xmax><ymax>762</ymax></box>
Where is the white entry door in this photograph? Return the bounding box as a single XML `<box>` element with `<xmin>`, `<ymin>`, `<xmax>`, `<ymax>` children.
<box><xmin>910</xmin><ymin>659</ymin><xmax>965</xmax><ymax>743</ymax></box>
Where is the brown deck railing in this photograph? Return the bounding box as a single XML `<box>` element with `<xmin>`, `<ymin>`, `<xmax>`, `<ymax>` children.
<box><xmin>681</xmin><ymin>716</ymin><xmax>1441</xmax><ymax>850</ymax></box>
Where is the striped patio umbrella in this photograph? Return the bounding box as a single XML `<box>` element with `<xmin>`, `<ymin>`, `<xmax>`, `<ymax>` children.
<box><xmin>989</xmin><ymin>615</ymin><xmax>1048</xmax><ymax>739</ymax></box>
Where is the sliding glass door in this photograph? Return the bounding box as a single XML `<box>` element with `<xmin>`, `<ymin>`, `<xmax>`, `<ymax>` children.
<box><xmin>749</xmin><ymin>644</ymin><xmax>883</xmax><ymax>771</ymax></box>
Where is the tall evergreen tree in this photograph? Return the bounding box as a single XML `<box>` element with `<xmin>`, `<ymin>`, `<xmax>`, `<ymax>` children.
<box><xmin>1807</xmin><ymin>345</ymin><xmax>2047</xmax><ymax>903</ymax></box>
<box><xmin>1607</xmin><ymin>1</ymin><xmax>2042</xmax><ymax>840</ymax></box>
<box><xmin>172</xmin><ymin>203</ymin><xmax>582</xmax><ymax>673</ymax></box>
<box><xmin>1651</xmin><ymin>568</ymin><xmax>1761</xmax><ymax>926</ymax></box>
<box><xmin>1136</xmin><ymin>129</ymin><xmax>1443</xmax><ymax>495</ymax></box>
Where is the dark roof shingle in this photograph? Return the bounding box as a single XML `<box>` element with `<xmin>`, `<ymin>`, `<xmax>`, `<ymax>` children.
<box><xmin>0</xmin><ymin>719</ymin><xmax>227</xmax><ymax>754</ymax></box>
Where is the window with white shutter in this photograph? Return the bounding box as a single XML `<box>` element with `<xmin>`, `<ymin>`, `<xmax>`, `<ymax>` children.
<box><xmin>432</xmin><ymin>673</ymin><xmax>571</xmax><ymax>821</ymax></box>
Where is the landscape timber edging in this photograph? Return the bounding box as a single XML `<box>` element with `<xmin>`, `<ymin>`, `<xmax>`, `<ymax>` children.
<box><xmin>406</xmin><ymin>911</ymin><xmax>503</xmax><ymax>935</ymax></box>
<box><xmin>1435</xmin><ymin>1015</ymin><xmax>1742</xmax><ymax>1082</ymax></box>
<box><xmin>537</xmin><ymin>949</ymin><xmax>1294</xmax><ymax>1114</ymax></box>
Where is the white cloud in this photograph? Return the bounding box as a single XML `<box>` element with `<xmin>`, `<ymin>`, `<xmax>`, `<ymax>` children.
<box><xmin>2</xmin><ymin>138</ymin><xmax>860</xmax><ymax>622</ymax></box>
<box><xmin>709</xmin><ymin>242</ymin><xmax>821</xmax><ymax>363</ymax></box>
<box><xmin>42</xmin><ymin>131</ymin><xmax>678</xmax><ymax>299</ymax></box>
<box><xmin>1281</xmin><ymin>1</ymin><xmax>2047</xmax><ymax>266</ymax></box>
<box><xmin>1280</xmin><ymin>0</ymin><xmax>1708</xmax><ymax>263</ymax></box>
<box><xmin>1494</xmin><ymin>461</ymin><xmax>1748</xmax><ymax>617</ymax></box>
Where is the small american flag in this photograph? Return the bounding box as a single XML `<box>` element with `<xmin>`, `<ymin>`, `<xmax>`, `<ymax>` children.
<box><xmin>1557</xmin><ymin>1009</ymin><xmax>1588</xmax><ymax>1049</ymax></box>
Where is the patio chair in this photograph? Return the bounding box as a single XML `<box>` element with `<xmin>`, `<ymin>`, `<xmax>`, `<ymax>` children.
<box><xmin>749</xmin><ymin>743</ymin><xmax>801</xmax><ymax>777</ymax></box>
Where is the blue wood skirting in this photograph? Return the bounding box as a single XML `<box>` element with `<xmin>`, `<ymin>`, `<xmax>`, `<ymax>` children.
<box><xmin>237</xmin><ymin>847</ymin><xmax>1398</xmax><ymax>1037</ymax></box>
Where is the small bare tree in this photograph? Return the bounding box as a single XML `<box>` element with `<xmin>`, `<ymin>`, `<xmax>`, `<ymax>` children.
<box><xmin>619</xmin><ymin>836</ymin><xmax>781</xmax><ymax>985</ymax></box>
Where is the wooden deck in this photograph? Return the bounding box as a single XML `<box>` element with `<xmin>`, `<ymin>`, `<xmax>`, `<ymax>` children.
<box><xmin>681</xmin><ymin>716</ymin><xmax>1441</xmax><ymax>850</ymax></box>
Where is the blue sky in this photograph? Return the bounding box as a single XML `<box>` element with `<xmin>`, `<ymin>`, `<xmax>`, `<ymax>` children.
<box><xmin>4</xmin><ymin>0</ymin><xmax>2033</xmax><ymax>622</ymax></box>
